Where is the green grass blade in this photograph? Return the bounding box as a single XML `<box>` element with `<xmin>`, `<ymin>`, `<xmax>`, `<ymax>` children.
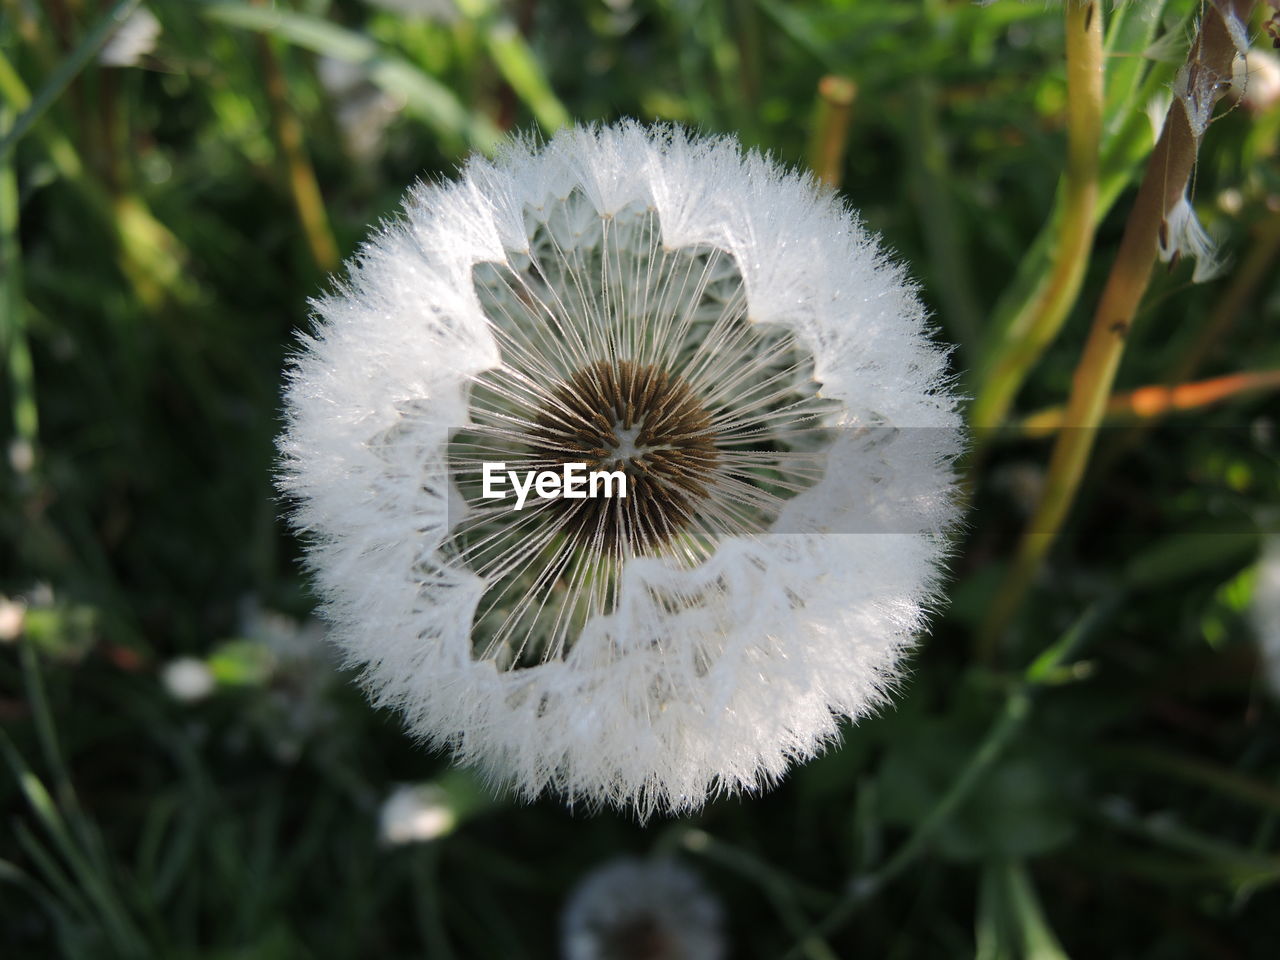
<box><xmin>201</xmin><ymin>2</ymin><xmax>503</xmax><ymax>152</ymax></box>
<box><xmin>0</xmin><ymin>0</ymin><xmax>141</xmax><ymax>160</ymax></box>
<box><xmin>455</xmin><ymin>0</ymin><xmax>569</xmax><ymax>133</ymax></box>
<box><xmin>1004</xmin><ymin>861</ymin><xmax>1070</xmax><ymax>960</ymax></box>
<box><xmin>2</xmin><ymin>734</ymin><xmax>148</xmax><ymax>956</ymax></box>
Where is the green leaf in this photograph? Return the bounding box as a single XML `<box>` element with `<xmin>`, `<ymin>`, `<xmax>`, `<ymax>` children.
<box><xmin>0</xmin><ymin>0</ymin><xmax>141</xmax><ymax>160</ymax></box>
<box><xmin>201</xmin><ymin>2</ymin><xmax>502</xmax><ymax>152</ymax></box>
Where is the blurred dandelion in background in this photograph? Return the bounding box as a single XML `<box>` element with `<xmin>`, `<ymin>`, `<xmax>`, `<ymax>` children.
<box><xmin>279</xmin><ymin>122</ymin><xmax>961</xmax><ymax>815</ymax></box>
<box><xmin>378</xmin><ymin>783</ymin><xmax>458</xmax><ymax>845</ymax></box>
<box><xmin>97</xmin><ymin>5</ymin><xmax>161</xmax><ymax>69</ymax></box>
<box><xmin>236</xmin><ymin>603</ymin><xmax>338</xmax><ymax>763</ymax></box>
<box><xmin>160</xmin><ymin>656</ymin><xmax>215</xmax><ymax>703</ymax></box>
<box><xmin>0</xmin><ymin>595</ymin><xmax>26</xmax><ymax>644</ymax></box>
<box><xmin>560</xmin><ymin>857</ymin><xmax>725</xmax><ymax>960</ymax></box>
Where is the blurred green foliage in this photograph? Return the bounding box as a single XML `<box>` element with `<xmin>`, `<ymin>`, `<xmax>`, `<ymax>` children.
<box><xmin>3</xmin><ymin>0</ymin><xmax>1280</xmax><ymax>957</ymax></box>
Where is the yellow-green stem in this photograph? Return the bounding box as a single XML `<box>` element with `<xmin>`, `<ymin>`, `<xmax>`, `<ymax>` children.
<box><xmin>2</xmin><ymin>101</ymin><xmax>38</xmax><ymax>469</ymax></box>
<box><xmin>0</xmin><ymin>49</ymin><xmax>194</xmax><ymax>309</ymax></box>
<box><xmin>808</xmin><ymin>75</ymin><xmax>857</xmax><ymax>189</ymax></box>
<box><xmin>978</xmin><ymin>0</ymin><xmax>1254</xmax><ymax>657</ymax></box>
<box><xmin>255</xmin><ymin>24</ymin><xmax>340</xmax><ymax>274</ymax></box>
<box><xmin>969</xmin><ymin>0</ymin><xmax>1102</xmax><ymax>432</ymax></box>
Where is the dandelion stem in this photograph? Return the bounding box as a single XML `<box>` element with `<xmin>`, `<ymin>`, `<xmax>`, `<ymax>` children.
<box><xmin>969</xmin><ymin>0</ymin><xmax>1103</xmax><ymax>432</ymax></box>
<box><xmin>1014</xmin><ymin>368</ymin><xmax>1280</xmax><ymax>437</ymax></box>
<box><xmin>977</xmin><ymin>0</ymin><xmax>1254</xmax><ymax>658</ymax></box>
<box><xmin>253</xmin><ymin>5</ymin><xmax>340</xmax><ymax>274</ymax></box>
<box><xmin>808</xmin><ymin>75</ymin><xmax>856</xmax><ymax>189</ymax></box>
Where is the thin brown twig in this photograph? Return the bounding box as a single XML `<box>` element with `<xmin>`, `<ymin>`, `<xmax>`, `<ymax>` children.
<box><xmin>1017</xmin><ymin>368</ymin><xmax>1280</xmax><ymax>437</ymax></box>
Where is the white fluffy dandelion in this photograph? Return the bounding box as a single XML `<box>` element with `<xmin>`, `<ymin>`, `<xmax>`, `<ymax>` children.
<box><xmin>561</xmin><ymin>857</ymin><xmax>724</xmax><ymax>960</ymax></box>
<box><xmin>279</xmin><ymin>122</ymin><xmax>960</xmax><ymax>815</ymax></box>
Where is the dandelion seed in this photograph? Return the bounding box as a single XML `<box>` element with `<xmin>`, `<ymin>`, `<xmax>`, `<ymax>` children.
<box><xmin>561</xmin><ymin>857</ymin><xmax>725</xmax><ymax>960</ymax></box>
<box><xmin>1157</xmin><ymin>193</ymin><xmax>1226</xmax><ymax>283</ymax></box>
<box><xmin>1232</xmin><ymin>50</ymin><xmax>1280</xmax><ymax>115</ymax></box>
<box><xmin>279</xmin><ymin>123</ymin><xmax>961</xmax><ymax>815</ymax></box>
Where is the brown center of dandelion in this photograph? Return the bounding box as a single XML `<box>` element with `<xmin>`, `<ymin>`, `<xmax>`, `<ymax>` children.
<box><xmin>526</xmin><ymin>360</ymin><xmax>719</xmax><ymax>554</ymax></box>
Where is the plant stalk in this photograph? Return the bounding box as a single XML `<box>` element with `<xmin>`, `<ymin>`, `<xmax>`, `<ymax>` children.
<box><xmin>809</xmin><ymin>75</ymin><xmax>857</xmax><ymax>189</ymax></box>
<box><xmin>970</xmin><ymin>0</ymin><xmax>1103</xmax><ymax>432</ymax></box>
<box><xmin>254</xmin><ymin>16</ymin><xmax>340</xmax><ymax>274</ymax></box>
<box><xmin>979</xmin><ymin>0</ymin><xmax>1255</xmax><ymax>657</ymax></box>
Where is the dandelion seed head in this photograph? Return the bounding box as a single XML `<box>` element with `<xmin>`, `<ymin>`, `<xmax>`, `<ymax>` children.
<box><xmin>279</xmin><ymin>123</ymin><xmax>961</xmax><ymax>815</ymax></box>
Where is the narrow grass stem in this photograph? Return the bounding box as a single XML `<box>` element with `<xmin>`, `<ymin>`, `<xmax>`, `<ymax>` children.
<box><xmin>1</xmin><ymin>100</ymin><xmax>38</xmax><ymax>470</ymax></box>
<box><xmin>908</xmin><ymin>76</ymin><xmax>981</xmax><ymax>354</ymax></box>
<box><xmin>0</xmin><ymin>0</ymin><xmax>139</xmax><ymax>160</ymax></box>
<box><xmin>808</xmin><ymin>75</ymin><xmax>857</xmax><ymax>189</ymax></box>
<box><xmin>978</xmin><ymin>0</ymin><xmax>1254</xmax><ymax>658</ymax></box>
<box><xmin>969</xmin><ymin>0</ymin><xmax>1103</xmax><ymax>432</ymax></box>
<box><xmin>785</xmin><ymin>690</ymin><xmax>1033</xmax><ymax>959</ymax></box>
<box><xmin>789</xmin><ymin>599</ymin><xmax>1110</xmax><ymax>956</ymax></box>
<box><xmin>682</xmin><ymin>829</ymin><xmax>840</xmax><ymax>960</ymax></box>
<box><xmin>253</xmin><ymin>12</ymin><xmax>340</xmax><ymax>274</ymax></box>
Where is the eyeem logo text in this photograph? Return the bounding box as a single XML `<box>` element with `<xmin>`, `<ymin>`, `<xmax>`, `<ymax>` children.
<box><xmin>481</xmin><ymin>462</ymin><xmax>628</xmax><ymax>511</ymax></box>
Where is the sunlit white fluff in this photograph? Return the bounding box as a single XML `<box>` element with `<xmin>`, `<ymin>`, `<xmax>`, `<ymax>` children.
<box><xmin>561</xmin><ymin>857</ymin><xmax>724</xmax><ymax>960</ymax></box>
<box><xmin>279</xmin><ymin>122</ymin><xmax>960</xmax><ymax>816</ymax></box>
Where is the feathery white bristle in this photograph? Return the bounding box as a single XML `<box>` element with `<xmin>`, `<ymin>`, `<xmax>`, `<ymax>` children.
<box><xmin>279</xmin><ymin>122</ymin><xmax>961</xmax><ymax>816</ymax></box>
